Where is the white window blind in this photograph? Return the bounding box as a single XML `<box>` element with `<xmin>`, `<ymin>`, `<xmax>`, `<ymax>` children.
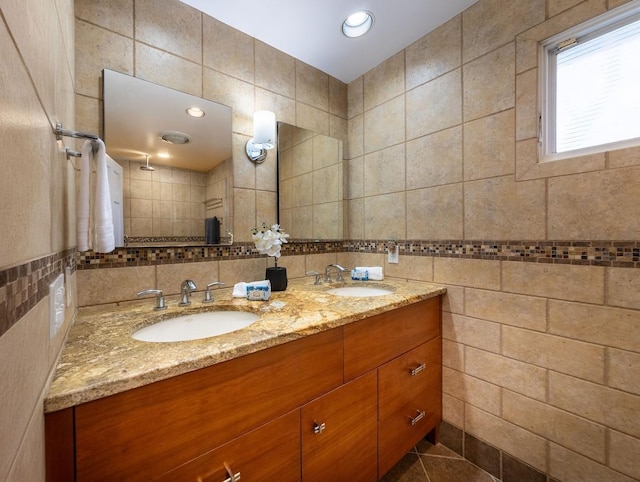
<box><xmin>552</xmin><ymin>15</ymin><xmax>640</xmax><ymax>153</ymax></box>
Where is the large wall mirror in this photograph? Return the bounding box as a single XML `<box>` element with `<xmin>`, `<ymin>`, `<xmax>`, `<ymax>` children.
<box><xmin>277</xmin><ymin>122</ymin><xmax>345</xmax><ymax>240</ymax></box>
<box><xmin>103</xmin><ymin>69</ymin><xmax>233</xmax><ymax>246</ymax></box>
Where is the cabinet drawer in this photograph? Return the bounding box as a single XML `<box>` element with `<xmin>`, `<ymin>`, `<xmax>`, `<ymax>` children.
<box><xmin>378</xmin><ymin>338</ymin><xmax>442</xmax><ymax>478</ymax></box>
<box><xmin>301</xmin><ymin>371</ymin><xmax>378</xmax><ymax>482</ymax></box>
<box><xmin>153</xmin><ymin>410</ymin><xmax>300</xmax><ymax>482</ymax></box>
<box><xmin>378</xmin><ymin>337</ymin><xmax>441</xmax><ymax>420</ymax></box>
<box><xmin>75</xmin><ymin>328</ymin><xmax>343</xmax><ymax>482</ymax></box>
<box><xmin>344</xmin><ymin>297</ymin><xmax>441</xmax><ymax>381</ymax></box>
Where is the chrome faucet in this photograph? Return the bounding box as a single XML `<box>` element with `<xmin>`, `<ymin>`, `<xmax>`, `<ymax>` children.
<box><xmin>203</xmin><ymin>281</ymin><xmax>225</xmax><ymax>303</ymax></box>
<box><xmin>325</xmin><ymin>264</ymin><xmax>348</xmax><ymax>283</ymax></box>
<box><xmin>136</xmin><ymin>289</ymin><xmax>167</xmax><ymax>311</ymax></box>
<box><xmin>179</xmin><ymin>279</ymin><xmax>197</xmax><ymax>306</ymax></box>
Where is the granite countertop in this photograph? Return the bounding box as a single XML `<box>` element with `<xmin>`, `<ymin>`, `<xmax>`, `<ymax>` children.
<box><xmin>45</xmin><ymin>278</ymin><xmax>445</xmax><ymax>413</ymax></box>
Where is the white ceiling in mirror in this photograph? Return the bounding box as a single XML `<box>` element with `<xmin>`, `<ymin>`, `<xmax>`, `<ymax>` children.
<box><xmin>103</xmin><ymin>69</ymin><xmax>232</xmax><ymax>172</ymax></box>
<box><xmin>178</xmin><ymin>0</ymin><xmax>479</xmax><ymax>83</ymax></box>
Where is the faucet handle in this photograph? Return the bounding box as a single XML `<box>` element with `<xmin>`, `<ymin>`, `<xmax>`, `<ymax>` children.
<box><xmin>306</xmin><ymin>271</ymin><xmax>322</xmax><ymax>285</ymax></box>
<box><xmin>203</xmin><ymin>281</ymin><xmax>225</xmax><ymax>303</ymax></box>
<box><xmin>136</xmin><ymin>289</ymin><xmax>167</xmax><ymax>311</ymax></box>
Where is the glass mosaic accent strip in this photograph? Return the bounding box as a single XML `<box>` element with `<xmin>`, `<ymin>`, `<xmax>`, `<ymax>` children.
<box><xmin>0</xmin><ymin>249</ymin><xmax>76</xmax><ymax>338</ymax></box>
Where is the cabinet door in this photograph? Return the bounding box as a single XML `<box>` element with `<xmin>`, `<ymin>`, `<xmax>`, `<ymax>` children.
<box><xmin>301</xmin><ymin>371</ymin><xmax>377</xmax><ymax>482</ymax></box>
<box><xmin>154</xmin><ymin>410</ymin><xmax>300</xmax><ymax>482</ymax></box>
<box><xmin>344</xmin><ymin>297</ymin><xmax>441</xmax><ymax>381</ymax></box>
<box><xmin>378</xmin><ymin>338</ymin><xmax>442</xmax><ymax>477</ymax></box>
<box><xmin>75</xmin><ymin>328</ymin><xmax>343</xmax><ymax>482</ymax></box>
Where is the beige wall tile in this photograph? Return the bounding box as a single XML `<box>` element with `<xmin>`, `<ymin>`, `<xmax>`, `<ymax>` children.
<box><xmin>464</xmin><ymin>175</ymin><xmax>545</xmax><ymax>239</ymax></box>
<box><xmin>363</xmin><ymin>192</ymin><xmax>406</xmax><ymax>240</ymax></box>
<box><xmin>503</xmin><ymin>326</ymin><xmax>605</xmax><ymax>383</ymax></box>
<box><xmin>609</xmin><ymin>146</ymin><xmax>640</xmax><ymax>169</ymax></box>
<box><xmin>296</xmin><ymin>103</ymin><xmax>330</xmax><ymax>136</ymax></box>
<box><xmin>203</xmin><ymin>69</ymin><xmax>254</xmax><ymax>137</ymax></box>
<box><xmin>462</xmin><ymin>0</ymin><xmax>545</xmax><ymax>62</ymax></box>
<box><xmin>135</xmin><ymin>0</ymin><xmax>201</xmax><ymax>63</ymax></box>
<box><xmin>406</xmin><ymin>69</ymin><xmax>462</xmax><ymax>140</ymax></box>
<box><xmin>549</xmin><ymin>371</ymin><xmax>640</xmax><ymax>437</ymax></box>
<box><xmin>465</xmin><ymin>405</ymin><xmax>548</xmax><ymax>471</ymax></box>
<box><xmin>75</xmin><ymin>93</ymin><xmax>101</xmax><ymax>138</ymax></box>
<box><xmin>0</xmin><ymin>302</ymin><xmax>49</xmax><ymax>480</ymax></box>
<box><xmin>304</xmin><ymin>253</ymin><xmax>338</xmax><ymax>275</ymax></box>
<box><xmin>504</xmin><ymin>390</ymin><xmax>606</xmax><ymax>462</ymax></box>
<box><xmin>443</xmin><ymin>339</ymin><xmax>465</xmax><ymax>372</ymax></box>
<box><xmin>255</xmin><ymin>41</ymin><xmax>294</xmax><ymax>98</ymax></box>
<box><xmin>203</xmin><ymin>16</ymin><xmax>254</xmax><ymax>83</ymax></box>
<box><xmin>516</xmin><ymin>69</ymin><xmax>538</xmax><ymax>141</ymax></box>
<box><xmin>406</xmin><ymin>126</ymin><xmax>463</xmax><ymax>189</ymax></box>
<box><xmin>296</xmin><ymin>61</ymin><xmax>329</xmax><ymax>111</ymax></box>
<box><xmin>346</xmin><ymin>113</ymin><xmax>364</xmax><ymax>160</ymax></box>
<box><xmin>256</xmin><ymin>88</ymin><xmax>296</xmax><ymax>126</ymax></box>
<box><xmin>363</xmin><ymin>96</ymin><xmax>405</xmax><ymax>154</ymax></box>
<box><xmin>341</xmin><ymin>252</ymin><xmax>385</xmax><ymax>272</ymax></box>
<box><xmin>384</xmin><ymin>255</ymin><xmax>433</xmax><ymax>282</ymax></box>
<box><xmin>6</xmin><ymin>407</ymin><xmax>46</xmax><ymax>482</ymax></box>
<box><xmin>347</xmin><ymin>76</ymin><xmax>364</xmax><ymax>119</ymax></box>
<box><xmin>609</xmin><ymin>430</ymin><xmax>640</xmax><ymax>480</ymax></box>
<box><xmin>75</xmin><ymin>0</ymin><xmax>133</xmax><ymax>36</ymax></box>
<box><xmin>434</xmin><ymin>258</ymin><xmax>501</xmax><ymax>290</ymax></box>
<box><xmin>443</xmin><ymin>367</ymin><xmax>501</xmax><ymax>415</ymax></box>
<box><xmin>347</xmin><ymin>198</ymin><xmax>364</xmax><ymax>239</ymax></box>
<box><xmin>550</xmin><ymin>443</ymin><xmax>635</xmax><ymax>482</ymax></box>
<box><xmin>233</xmin><ymin>188</ymin><xmax>256</xmax><ymax>242</ymax></box>
<box><xmin>328</xmin><ymin>77</ymin><xmax>347</xmax><ymax>118</ymax></box>
<box><xmin>607</xmin><ymin>267</ymin><xmax>640</xmax><ymax>310</ymax></box>
<box><xmin>502</xmin><ymin>262</ymin><xmax>605</xmax><ymax>304</ymax></box>
<box><xmin>442</xmin><ymin>393</ymin><xmax>465</xmax><ymax>429</ymax></box>
<box><xmin>364</xmin><ymin>52</ymin><xmax>405</xmax><ymax>110</ymax></box>
<box><xmin>609</xmin><ymin>349</ymin><xmax>640</xmax><ymax>396</ymax></box>
<box><xmin>135</xmin><ymin>42</ymin><xmax>202</xmax><ymax>97</ymax></box>
<box><xmin>465</xmin><ymin>288</ymin><xmax>546</xmax><ymax>331</ymax></box>
<box><xmin>549</xmin><ymin>167</ymin><xmax>640</xmax><ymax>239</ymax></box>
<box><xmin>219</xmin><ymin>258</ymin><xmax>268</xmax><ymax>286</ymax></box>
<box><xmin>278</xmin><ymin>255</ymin><xmax>305</xmax><ymax>279</ymax></box>
<box><xmin>406</xmin><ymin>184</ymin><xmax>464</xmax><ymax>240</ymax></box>
<box><xmin>363</xmin><ymin>144</ymin><xmax>405</xmax><ymax>196</ymax></box>
<box><xmin>406</xmin><ymin>15</ymin><xmax>461</xmax><ymax>90</ymax></box>
<box><xmin>549</xmin><ymin>300</ymin><xmax>640</xmax><ymax>352</ymax></box>
<box><xmin>442</xmin><ymin>313</ymin><xmax>501</xmax><ymax>353</ymax></box>
<box><xmin>548</xmin><ymin>0</ymin><xmax>585</xmax><ymax>17</ymax></box>
<box><xmin>463</xmin><ymin>43</ymin><xmax>515</xmax><ymax>122</ymax></box>
<box><xmin>77</xmin><ymin>266</ymin><xmax>156</xmax><ymax>306</ymax></box>
<box><xmin>465</xmin><ymin>347</ymin><xmax>547</xmax><ymax>401</ymax></box>
<box><xmin>312</xmin><ymin>202</ymin><xmax>342</xmax><ymax>239</ymax></box>
<box><xmin>441</xmin><ymin>284</ymin><xmax>465</xmax><ymax>314</ymax></box>
<box><xmin>346</xmin><ymin>157</ymin><xmax>364</xmax><ymax>199</ymax></box>
<box><xmin>463</xmin><ymin>109</ymin><xmax>515</xmax><ymax>180</ymax></box>
<box><xmin>75</xmin><ymin>19</ymin><xmax>134</xmax><ymax>98</ymax></box>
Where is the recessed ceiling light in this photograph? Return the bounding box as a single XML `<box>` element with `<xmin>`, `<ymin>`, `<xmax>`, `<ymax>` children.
<box><xmin>186</xmin><ymin>107</ymin><xmax>205</xmax><ymax>118</ymax></box>
<box><xmin>159</xmin><ymin>131</ymin><xmax>191</xmax><ymax>145</ymax></box>
<box><xmin>342</xmin><ymin>11</ymin><xmax>374</xmax><ymax>38</ymax></box>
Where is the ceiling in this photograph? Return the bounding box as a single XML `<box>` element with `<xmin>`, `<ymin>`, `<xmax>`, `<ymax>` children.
<box><xmin>178</xmin><ymin>0</ymin><xmax>479</xmax><ymax>83</ymax></box>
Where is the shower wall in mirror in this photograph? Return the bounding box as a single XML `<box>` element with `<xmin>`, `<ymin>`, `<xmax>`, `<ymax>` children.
<box><xmin>103</xmin><ymin>69</ymin><xmax>233</xmax><ymax>245</ymax></box>
<box><xmin>278</xmin><ymin>123</ymin><xmax>344</xmax><ymax>240</ymax></box>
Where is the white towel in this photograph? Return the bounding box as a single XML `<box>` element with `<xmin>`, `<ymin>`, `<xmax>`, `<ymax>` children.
<box><xmin>356</xmin><ymin>266</ymin><xmax>384</xmax><ymax>280</ymax></box>
<box><xmin>76</xmin><ymin>139</ymin><xmax>115</xmax><ymax>253</ymax></box>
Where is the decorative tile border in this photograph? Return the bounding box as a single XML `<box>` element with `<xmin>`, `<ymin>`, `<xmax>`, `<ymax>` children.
<box><xmin>0</xmin><ymin>249</ymin><xmax>76</xmax><ymax>338</ymax></box>
<box><xmin>75</xmin><ymin>239</ymin><xmax>640</xmax><ymax>269</ymax></box>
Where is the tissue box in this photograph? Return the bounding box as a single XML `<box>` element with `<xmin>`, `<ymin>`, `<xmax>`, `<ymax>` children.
<box><xmin>351</xmin><ymin>269</ymin><xmax>369</xmax><ymax>281</ymax></box>
<box><xmin>246</xmin><ymin>281</ymin><xmax>271</xmax><ymax>300</ymax></box>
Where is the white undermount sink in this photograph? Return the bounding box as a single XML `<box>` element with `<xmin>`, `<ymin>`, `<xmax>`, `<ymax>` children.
<box><xmin>325</xmin><ymin>286</ymin><xmax>393</xmax><ymax>297</ymax></box>
<box><xmin>132</xmin><ymin>311</ymin><xmax>260</xmax><ymax>343</ymax></box>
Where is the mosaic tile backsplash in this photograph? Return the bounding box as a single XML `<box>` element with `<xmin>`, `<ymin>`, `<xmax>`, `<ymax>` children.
<box><xmin>2</xmin><ymin>239</ymin><xmax>638</xmax><ymax>338</ymax></box>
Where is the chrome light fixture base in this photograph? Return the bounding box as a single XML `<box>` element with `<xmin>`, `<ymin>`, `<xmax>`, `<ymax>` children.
<box><xmin>246</xmin><ymin>139</ymin><xmax>267</xmax><ymax>164</ymax></box>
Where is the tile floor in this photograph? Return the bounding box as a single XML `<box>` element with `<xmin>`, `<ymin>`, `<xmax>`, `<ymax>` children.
<box><xmin>382</xmin><ymin>441</ymin><xmax>499</xmax><ymax>482</ymax></box>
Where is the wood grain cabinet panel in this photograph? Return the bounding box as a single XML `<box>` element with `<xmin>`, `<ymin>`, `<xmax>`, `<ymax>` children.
<box><xmin>75</xmin><ymin>328</ymin><xmax>343</xmax><ymax>482</ymax></box>
<box><xmin>301</xmin><ymin>371</ymin><xmax>378</xmax><ymax>482</ymax></box>
<box><xmin>343</xmin><ymin>297</ymin><xmax>441</xmax><ymax>381</ymax></box>
<box><xmin>153</xmin><ymin>410</ymin><xmax>301</xmax><ymax>482</ymax></box>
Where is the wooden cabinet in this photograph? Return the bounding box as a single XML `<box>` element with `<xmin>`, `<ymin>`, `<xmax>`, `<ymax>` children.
<box><xmin>45</xmin><ymin>296</ymin><xmax>442</xmax><ymax>482</ymax></box>
<box><xmin>301</xmin><ymin>371</ymin><xmax>378</xmax><ymax>482</ymax></box>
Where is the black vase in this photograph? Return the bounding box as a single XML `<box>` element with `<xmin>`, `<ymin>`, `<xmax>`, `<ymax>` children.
<box><xmin>266</xmin><ymin>266</ymin><xmax>287</xmax><ymax>291</ymax></box>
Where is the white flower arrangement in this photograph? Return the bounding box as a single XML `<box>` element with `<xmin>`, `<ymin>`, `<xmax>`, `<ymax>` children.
<box><xmin>251</xmin><ymin>223</ymin><xmax>289</xmax><ymax>266</ymax></box>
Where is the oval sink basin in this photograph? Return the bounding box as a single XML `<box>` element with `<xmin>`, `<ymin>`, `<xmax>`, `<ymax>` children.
<box><xmin>132</xmin><ymin>311</ymin><xmax>260</xmax><ymax>343</ymax></box>
<box><xmin>325</xmin><ymin>286</ymin><xmax>393</xmax><ymax>297</ymax></box>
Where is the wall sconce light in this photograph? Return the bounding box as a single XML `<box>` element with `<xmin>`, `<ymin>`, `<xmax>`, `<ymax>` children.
<box><xmin>246</xmin><ymin>110</ymin><xmax>276</xmax><ymax>164</ymax></box>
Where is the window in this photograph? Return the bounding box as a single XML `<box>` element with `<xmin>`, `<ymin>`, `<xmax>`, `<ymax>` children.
<box><xmin>540</xmin><ymin>3</ymin><xmax>640</xmax><ymax>161</ymax></box>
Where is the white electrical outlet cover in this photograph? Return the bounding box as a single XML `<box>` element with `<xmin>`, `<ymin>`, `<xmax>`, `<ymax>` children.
<box><xmin>49</xmin><ymin>274</ymin><xmax>65</xmax><ymax>339</ymax></box>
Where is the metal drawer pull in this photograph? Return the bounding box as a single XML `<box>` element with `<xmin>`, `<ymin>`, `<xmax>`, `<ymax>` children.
<box><xmin>410</xmin><ymin>363</ymin><xmax>426</xmax><ymax>376</ymax></box>
<box><xmin>223</xmin><ymin>463</ymin><xmax>241</xmax><ymax>482</ymax></box>
<box><xmin>410</xmin><ymin>410</ymin><xmax>426</xmax><ymax>426</ymax></box>
<box><xmin>313</xmin><ymin>421</ymin><xmax>326</xmax><ymax>434</ymax></box>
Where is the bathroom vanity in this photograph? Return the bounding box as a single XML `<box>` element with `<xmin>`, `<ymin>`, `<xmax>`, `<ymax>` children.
<box><xmin>44</xmin><ymin>280</ymin><xmax>444</xmax><ymax>481</ymax></box>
